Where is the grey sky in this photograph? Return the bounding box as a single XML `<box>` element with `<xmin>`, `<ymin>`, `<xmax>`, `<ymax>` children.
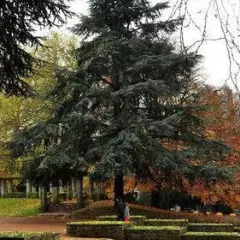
<box><xmin>41</xmin><ymin>0</ymin><xmax>234</xmax><ymax>88</ymax></box>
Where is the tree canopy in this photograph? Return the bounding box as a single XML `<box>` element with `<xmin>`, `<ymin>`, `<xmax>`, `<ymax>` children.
<box><xmin>0</xmin><ymin>0</ymin><xmax>72</xmax><ymax>96</ymax></box>
<box><xmin>1</xmin><ymin>33</ymin><xmax>78</xmax><ymax>188</ymax></box>
<box><xmin>11</xmin><ymin>0</ymin><xmax>235</xmax><ymax>206</ymax></box>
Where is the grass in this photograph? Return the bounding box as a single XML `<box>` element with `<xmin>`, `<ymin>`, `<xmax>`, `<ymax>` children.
<box><xmin>0</xmin><ymin>198</ymin><xmax>41</xmax><ymax>217</ymax></box>
<box><xmin>126</xmin><ymin>226</ymin><xmax>182</xmax><ymax>231</ymax></box>
<box><xmin>67</xmin><ymin>221</ymin><xmax>132</xmax><ymax>225</ymax></box>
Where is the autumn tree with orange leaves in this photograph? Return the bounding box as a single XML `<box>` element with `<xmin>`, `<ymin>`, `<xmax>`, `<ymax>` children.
<box><xmin>183</xmin><ymin>85</ymin><xmax>240</xmax><ymax>208</ymax></box>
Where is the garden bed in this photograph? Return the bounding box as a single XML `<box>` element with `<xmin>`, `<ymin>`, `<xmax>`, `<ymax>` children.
<box><xmin>182</xmin><ymin>232</ymin><xmax>240</xmax><ymax>240</ymax></box>
<box><xmin>144</xmin><ymin>219</ymin><xmax>188</xmax><ymax>227</ymax></box>
<box><xmin>0</xmin><ymin>231</ymin><xmax>60</xmax><ymax>240</ymax></box>
<box><xmin>96</xmin><ymin>215</ymin><xmax>146</xmax><ymax>223</ymax></box>
<box><xmin>124</xmin><ymin>226</ymin><xmax>184</xmax><ymax>240</ymax></box>
<box><xmin>66</xmin><ymin>221</ymin><xmax>133</xmax><ymax>240</ymax></box>
<box><xmin>188</xmin><ymin>223</ymin><xmax>234</xmax><ymax>232</ymax></box>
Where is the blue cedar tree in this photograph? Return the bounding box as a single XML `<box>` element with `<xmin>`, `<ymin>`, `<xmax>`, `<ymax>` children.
<box><xmin>12</xmin><ymin>0</ymin><xmax>233</xmax><ymax>201</ymax></box>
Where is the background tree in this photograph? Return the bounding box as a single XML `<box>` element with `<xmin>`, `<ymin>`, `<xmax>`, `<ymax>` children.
<box><xmin>183</xmin><ymin>85</ymin><xmax>240</xmax><ymax>208</ymax></box>
<box><xmin>169</xmin><ymin>0</ymin><xmax>240</xmax><ymax>91</ymax></box>
<box><xmin>0</xmin><ymin>33</ymin><xmax>77</xmax><ymax>142</ymax></box>
<box><xmin>4</xmin><ymin>32</ymin><xmax>78</xmax><ymax>209</ymax></box>
<box><xmin>0</xmin><ymin>0</ymin><xmax>72</xmax><ymax>95</ymax></box>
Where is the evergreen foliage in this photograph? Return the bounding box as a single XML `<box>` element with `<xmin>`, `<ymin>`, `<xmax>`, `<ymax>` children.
<box><xmin>12</xmin><ymin>0</ymin><xmax>233</xmax><ymax>201</ymax></box>
<box><xmin>5</xmin><ymin>33</ymin><xmax>78</xmax><ymax>186</ymax></box>
<box><xmin>0</xmin><ymin>0</ymin><xmax>72</xmax><ymax>96</ymax></box>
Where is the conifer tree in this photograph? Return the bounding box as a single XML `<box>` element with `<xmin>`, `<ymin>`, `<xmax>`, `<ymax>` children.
<box><xmin>13</xmin><ymin>0</ymin><xmax>233</xmax><ymax>206</ymax></box>
<box><xmin>0</xmin><ymin>0</ymin><xmax>72</xmax><ymax>96</ymax></box>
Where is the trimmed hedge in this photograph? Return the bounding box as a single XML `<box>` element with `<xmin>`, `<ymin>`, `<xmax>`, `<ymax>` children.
<box><xmin>0</xmin><ymin>231</ymin><xmax>60</xmax><ymax>240</ymax></box>
<box><xmin>68</xmin><ymin>221</ymin><xmax>132</xmax><ymax>225</ymax></box>
<box><xmin>97</xmin><ymin>215</ymin><xmax>146</xmax><ymax>219</ymax></box>
<box><xmin>188</xmin><ymin>223</ymin><xmax>234</xmax><ymax>232</ymax></box>
<box><xmin>27</xmin><ymin>192</ymin><xmax>38</xmax><ymax>198</ymax></box>
<box><xmin>66</xmin><ymin>221</ymin><xmax>133</xmax><ymax>240</ymax></box>
<box><xmin>144</xmin><ymin>219</ymin><xmax>188</xmax><ymax>227</ymax></box>
<box><xmin>71</xmin><ymin>201</ymin><xmax>240</xmax><ymax>224</ymax></box>
<box><xmin>183</xmin><ymin>232</ymin><xmax>240</xmax><ymax>240</ymax></box>
<box><xmin>96</xmin><ymin>215</ymin><xmax>146</xmax><ymax>223</ymax></box>
<box><xmin>125</xmin><ymin>225</ymin><xmax>184</xmax><ymax>240</ymax></box>
<box><xmin>234</xmin><ymin>227</ymin><xmax>240</xmax><ymax>233</ymax></box>
<box><xmin>3</xmin><ymin>192</ymin><xmax>26</xmax><ymax>198</ymax></box>
<box><xmin>127</xmin><ymin>226</ymin><xmax>183</xmax><ymax>231</ymax></box>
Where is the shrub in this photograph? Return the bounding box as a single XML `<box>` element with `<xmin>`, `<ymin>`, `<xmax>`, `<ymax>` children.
<box><xmin>183</xmin><ymin>232</ymin><xmax>240</xmax><ymax>239</ymax></box>
<box><xmin>67</xmin><ymin>221</ymin><xmax>132</xmax><ymax>225</ymax></box>
<box><xmin>70</xmin><ymin>200</ymin><xmax>240</xmax><ymax>224</ymax></box>
<box><xmin>126</xmin><ymin>226</ymin><xmax>182</xmax><ymax>231</ymax></box>
<box><xmin>58</xmin><ymin>193</ymin><xmax>67</xmax><ymax>202</ymax></box>
<box><xmin>188</xmin><ymin>223</ymin><xmax>232</xmax><ymax>226</ymax></box>
<box><xmin>144</xmin><ymin>218</ymin><xmax>188</xmax><ymax>227</ymax></box>
<box><xmin>27</xmin><ymin>192</ymin><xmax>38</xmax><ymax>198</ymax></box>
<box><xmin>67</xmin><ymin>221</ymin><xmax>131</xmax><ymax>240</ymax></box>
<box><xmin>234</xmin><ymin>227</ymin><xmax>240</xmax><ymax>232</ymax></box>
<box><xmin>3</xmin><ymin>192</ymin><xmax>26</xmax><ymax>198</ymax></box>
<box><xmin>97</xmin><ymin>215</ymin><xmax>146</xmax><ymax>219</ymax></box>
<box><xmin>125</xmin><ymin>225</ymin><xmax>184</xmax><ymax>240</ymax></box>
<box><xmin>0</xmin><ymin>231</ymin><xmax>60</xmax><ymax>240</ymax></box>
<box><xmin>187</xmin><ymin>223</ymin><xmax>234</xmax><ymax>232</ymax></box>
<box><xmin>145</xmin><ymin>219</ymin><xmax>188</xmax><ymax>222</ymax></box>
<box><xmin>184</xmin><ymin>233</ymin><xmax>240</xmax><ymax>236</ymax></box>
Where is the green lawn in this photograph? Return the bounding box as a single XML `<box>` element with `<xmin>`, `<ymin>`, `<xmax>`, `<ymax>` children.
<box><xmin>0</xmin><ymin>198</ymin><xmax>41</xmax><ymax>217</ymax></box>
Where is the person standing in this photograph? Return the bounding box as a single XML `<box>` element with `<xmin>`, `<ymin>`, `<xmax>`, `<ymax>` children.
<box><xmin>116</xmin><ymin>198</ymin><xmax>125</xmax><ymax>221</ymax></box>
<box><xmin>124</xmin><ymin>203</ymin><xmax>130</xmax><ymax>221</ymax></box>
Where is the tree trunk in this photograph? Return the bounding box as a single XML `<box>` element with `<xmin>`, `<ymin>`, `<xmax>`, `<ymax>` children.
<box><xmin>76</xmin><ymin>177</ymin><xmax>83</xmax><ymax>209</ymax></box>
<box><xmin>72</xmin><ymin>178</ymin><xmax>76</xmax><ymax>198</ymax></box>
<box><xmin>67</xmin><ymin>181</ymin><xmax>72</xmax><ymax>200</ymax></box>
<box><xmin>151</xmin><ymin>191</ymin><xmax>160</xmax><ymax>208</ymax></box>
<box><xmin>114</xmin><ymin>174</ymin><xmax>124</xmax><ymax>206</ymax></box>
<box><xmin>0</xmin><ymin>180</ymin><xmax>5</xmax><ymax>197</ymax></box>
<box><xmin>59</xmin><ymin>179</ymin><xmax>64</xmax><ymax>193</ymax></box>
<box><xmin>89</xmin><ymin>177</ymin><xmax>94</xmax><ymax>200</ymax></box>
<box><xmin>7</xmin><ymin>180</ymin><xmax>12</xmax><ymax>193</ymax></box>
<box><xmin>26</xmin><ymin>179</ymin><xmax>31</xmax><ymax>198</ymax></box>
<box><xmin>52</xmin><ymin>185</ymin><xmax>59</xmax><ymax>204</ymax></box>
<box><xmin>151</xmin><ymin>190</ymin><xmax>170</xmax><ymax>209</ymax></box>
<box><xmin>40</xmin><ymin>185</ymin><xmax>48</xmax><ymax>211</ymax></box>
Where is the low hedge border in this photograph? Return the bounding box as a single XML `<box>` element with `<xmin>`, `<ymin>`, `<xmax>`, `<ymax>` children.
<box><xmin>144</xmin><ymin>219</ymin><xmax>188</xmax><ymax>227</ymax></box>
<box><xmin>67</xmin><ymin>221</ymin><xmax>132</xmax><ymax>225</ymax></box>
<box><xmin>188</xmin><ymin>223</ymin><xmax>233</xmax><ymax>226</ymax></box>
<box><xmin>0</xmin><ymin>231</ymin><xmax>60</xmax><ymax>240</ymax></box>
<box><xmin>188</xmin><ymin>223</ymin><xmax>234</xmax><ymax>232</ymax></box>
<box><xmin>182</xmin><ymin>232</ymin><xmax>240</xmax><ymax>240</ymax></box>
<box><xmin>125</xmin><ymin>225</ymin><xmax>184</xmax><ymax>240</ymax></box>
<box><xmin>97</xmin><ymin>215</ymin><xmax>146</xmax><ymax>219</ymax></box>
<box><xmin>66</xmin><ymin>221</ymin><xmax>133</xmax><ymax>240</ymax></box>
<box><xmin>126</xmin><ymin>226</ymin><xmax>183</xmax><ymax>231</ymax></box>
<box><xmin>96</xmin><ymin>215</ymin><xmax>146</xmax><ymax>224</ymax></box>
<box><xmin>2</xmin><ymin>193</ymin><xmax>26</xmax><ymax>198</ymax></box>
